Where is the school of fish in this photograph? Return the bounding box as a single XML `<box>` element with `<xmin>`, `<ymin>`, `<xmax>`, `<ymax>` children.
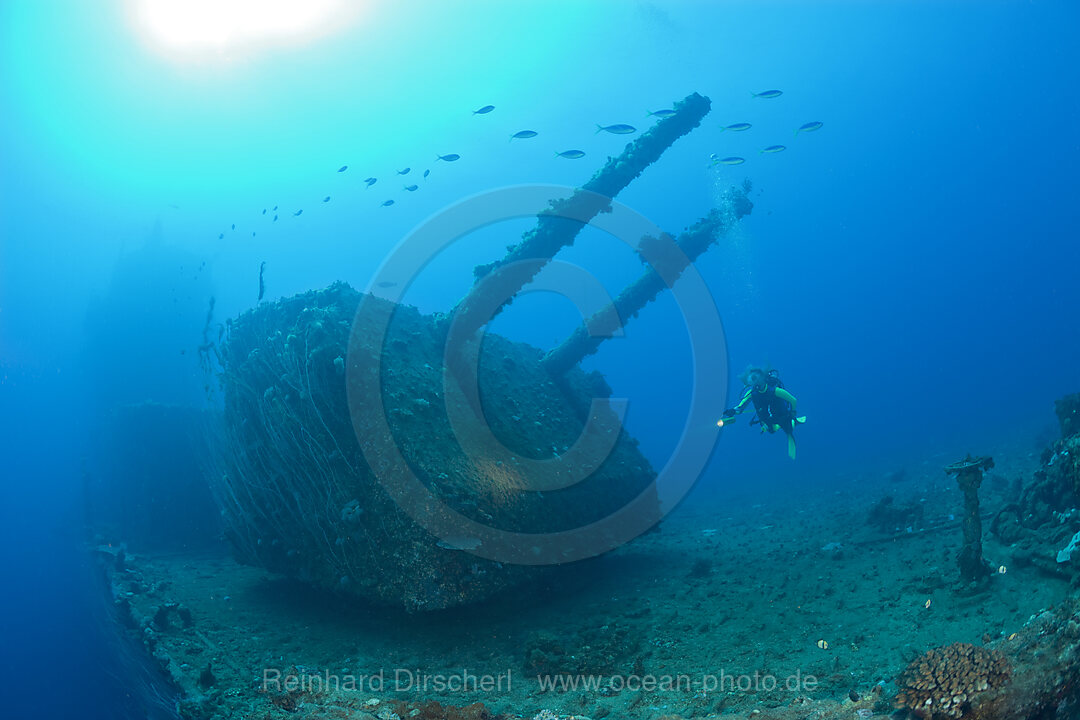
<box><xmin>214</xmin><ymin>91</ymin><xmax>823</xmax><ymax>240</ymax></box>
<box><xmin>710</xmin><ymin>89</ymin><xmax>824</xmax><ymax>169</ymax></box>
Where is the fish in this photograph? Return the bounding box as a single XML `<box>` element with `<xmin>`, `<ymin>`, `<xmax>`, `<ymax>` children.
<box><xmin>998</xmin><ymin>565</ymin><xmax>1007</xmax><ymax>574</ymax></box>
<box><xmin>231</xmin><ymin>224</ymin><xmax>236</xmax><ymax>230</ymax></box>
<box><xmin>293</xmin><ymin>209</ymin><xmax>303</xmax><ymax>216</ymax></box>
<box><xmin>721</xmin><ymin>122</ymin><xmax>752</xmax><ymax>132</ymax></box>
<box><xmin>511</xmin><ymin>130</ymin><xmax>538</xmax><ymax>140</ymax></box>
<box><xmin>364</xmin><ymin>177</ymin><xmax>377</xmax><ymax>187</ymax></box>
<box><xmin>924</xmin><ymin>598</ymin><xmax>932</xmax><ymax>609</ymax></box>
<box><xmin>816</xmin><ymin>640</ymin><xmax>829</xmax><ymax>650</ymax></box>
<box><xmin>262</xmin><ymin>209</ymin><xmax>266</xmax><ymax>215</ymax></box>
<box><xmin>423</xmin><ymin>169</ymin><xmax>430</xmax><ymax>178</ymax></box>
<box><xmin>272</xmin><ymin>205</ymin><xmax>278</xmax><ymax>211</ymax></box>
<box><xmin>795</xmin><ymin>121</ymin><xmax>823</xmax><ymax>134</ymax></box>
<box><xmin>337</xmin><ymin>165</ymin><xmax>348</xmax><ymax>172</ymax></box>
<box><xmin>555</xmin><ymin>150</ymin><xmax>586</xmax><ymax>159</ymax></box>
<box><xmin>404</xmin><ymin>184</ymin><xmax>418</xmax><ymax>191</ymax></box>
<box><xmin>761</xmin><ymin>145</ymin><xmax>787</xmax><ymax>153</ymax></box>
<box><xmin>218</xmin><ymin>233</ymin><xmax>224</xmax><ymax>240</ymax></box>
<box><xmin>473</xmin><ymin>105</ymin><xmax>495</xmax><ymax>114</ymax></box>
<box><xmin>273</xmin><ymin>215</ymin><xmax>278</xmax><ymax>222</ymax></box>
<box><xmin>381</xmin><ymin>199</ymin><xmax>395</xmax><ymax>207</ymax></box>
<box><xmin>714</xmin><ymin>156</ymin><xmax>746</xmax><ymax>166</ymax></box>
<box><xmin>752</xmin><ymin>89</ymin><xmax>783</xmax><ymax>99</ymax></box>
<box><xmin>436</xmin><ymin>536</ymin><xmax>482</xmax><ymax>550</ymax></box>
<box><xmin>436</xmin><ymin>153</ymin><xmax>460</xmax><ymax>162</ymax></box>
<box><xmin>397</xmin><ymin>168</ymin><xmax>411</xmax><ymax>175</ymax></box>
<box><xmin>647</xmin><ymin>109</ymin><xmax>676</xmax><ymax>118</ymax></box>
<box><xmin>251</xmin><ymin>231</ymin><xmax>256</xmax><ymax>237</ymax></box>
<box><xmin>596</xmin><ymin>123</ymin><xmax>636</xmax><ymax>134</ymax></box>
<box><xmin>323</xmin><ymin>196</ymin><xmax>331</xmax><ymax>202</ymax></box>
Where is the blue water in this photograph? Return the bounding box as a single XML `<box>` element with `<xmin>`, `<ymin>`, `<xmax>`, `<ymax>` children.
<box><xmin>2</xmin><ymin>1</ymin><xmax>1078</xmax><ymax>717</ymax></box>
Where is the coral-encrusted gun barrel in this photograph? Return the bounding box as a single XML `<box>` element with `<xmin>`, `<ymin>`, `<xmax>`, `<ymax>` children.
<box><xmin>542</xmin><ymin>189</ymin><xmax>753</xmax><ymax>377</ymax></box>
<box><xmin>449</xmin><ymin>92</ymin><xmax>713</xmax><ymax>342</ymax></box>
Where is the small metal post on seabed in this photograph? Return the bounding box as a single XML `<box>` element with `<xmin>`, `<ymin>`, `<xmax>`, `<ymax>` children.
<box><xmin>945</xmin><ymin>454</ymin><xmax>995</xmax><ymax>583</ymax></box>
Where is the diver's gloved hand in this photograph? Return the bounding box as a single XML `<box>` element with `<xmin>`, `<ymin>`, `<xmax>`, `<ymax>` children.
<box><xmin>717</xmin><ymin>410</ymin><xmax>736</xmax><ymax>427</ymax></box>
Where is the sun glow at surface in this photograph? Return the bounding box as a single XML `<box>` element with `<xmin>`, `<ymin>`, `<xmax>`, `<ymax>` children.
<box><xmin>130</xmin><ymin>0</ymin><xmax>359</xmax><ymax>59</ymax></box>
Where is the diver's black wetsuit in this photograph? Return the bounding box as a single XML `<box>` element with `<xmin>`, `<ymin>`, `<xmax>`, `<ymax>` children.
<box><xmin>729</xmin><ymin>376</ymin><xmax>793</xmax><ymax>432</ymax></box>
<box><xmin>720</xmin><ymin>370</ymin><xmax>803</xmax><ymax>459</ymax></box>
<box><xmin>748</xmin><ymin>380</ymin><xmax>795</xmax><ymax>432</ymax></box>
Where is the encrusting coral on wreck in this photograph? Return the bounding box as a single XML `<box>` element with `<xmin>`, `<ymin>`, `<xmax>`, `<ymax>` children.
<box><xmin>991</xmin><ymin>392</ymin><xmax>1080</xmax><ymax>579</ymax></box>
<box><xmin>1055</xmin><ymin>392</ymin><xmax>1080</xmax><ymax>440</ymax></box>
<box><xmin>895</xmin><ymin>642</ymin><xmax>1010</xmax><ymax>718</ymax></box>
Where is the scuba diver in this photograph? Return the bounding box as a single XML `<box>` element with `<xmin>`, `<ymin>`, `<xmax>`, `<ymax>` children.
<box><xmin>717</xmin><ymin>365</ymin><xmax>806</xmax><ymax>459</ymax></box>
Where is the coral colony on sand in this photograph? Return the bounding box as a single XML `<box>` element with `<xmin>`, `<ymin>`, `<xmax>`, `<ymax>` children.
<box><xmin>896</xmin><ymin>643</ymin><xmax>1011</xmax><ymax>719</ymax></box>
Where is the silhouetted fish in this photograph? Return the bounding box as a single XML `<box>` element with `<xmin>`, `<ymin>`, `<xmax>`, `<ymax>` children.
<box><xmin>795</xmin><ymin>121</ymin><xmax>823</xmax><ymax>134</ymax></box>
<box><xmin>397</xmin><ymin>168</ymin><xmax>411</xmax><ymax>175</ymax></box>
<box><xmin>404</xmin><ymin>184</ymin><xmax>418</xmax><ymax>191</ymax></box>
<box><xmin>262</xmin><ymin>209</ymin><xmax>267</xmax><ymax>215</ymax></box>
<box><xmin>323</xmin><ymin>196</ymin><xmax>331</xmax><ymax>202</ymax></box>
<box><xmin>436</xmin><ymin>536</ymin><xmax>481</xmax><ymax>550</ymax></box>
<box><xmin>423</xmin><ymin>169</ymin><xmax>430</xmax><ymax>178</ymax></box>
<box><xmin>648</xmin><ymin>109</ymin><xmax>676</xmax><ymax>118</ymax></box>
<box><xmin>511</xmin><ymin>130</ymin><xmax>538</xmax><ymax>140</ymax></box>
<box><xmin>752</xmin><ymin>89</ymin><xmax>783</xmax><ymax>99</ymax></box>
<box><xmin>761</xmin><ymin>145</ymin><xmax>786</xmax><ymax>153</ymax></box>
<box><xmin>714</xmin><ymin>156</ymin><xmax>746</xmax><ymax>165</ymax></box>
<box><xmin>272</xmin><ymin>205</ymin><xmax>278</xmax><ymax>211</ymax></box>
<box><xmin>473</xmin><ymin>105</ymin><xmax>495</xmax><ymax>114</ymax></box>
<box><xmin>273</xmin><ymin>215</ymin><xmax>278</xmax><ymax>222</ymax></box>
<box><xmin>231</xmin><ymin>224</ymin><xmax>236</xmax><ymax>230</ymax></box>
<box><xmin>436</xmin><ymin>153</ymin><xmax>460</xmax><ymax>162</ymax></box>
<box><xmin>294</xmin><ymin>209</ymin><xmax>303</xmax><ymax>216</ymax></box>
<box><xmin>555</xmin><ymin>150</ymin><xmax>586</xmax><ymax>159</ymax></box>
<box><xmin>596</xmin><ymin>123</ymin><xmax>636</xmax><ymax>134</ymax></box>
<box><xmin>218</xmin><ymin>233</ymin><xmax>224</xmax><ymax>239</ymax></box>
<box><xmin>337</xmin><ymin>165</ymin><xmax>348</xmax><ymax>172</ymax></box>
<box><xmin>364</xmin><ymin>177</ymin><xmax>377</xmax><ymax>188</ymax></box>
<box><xmin>381</xmin><ymin>199</ymin><xmax>395</xmax><ymax>207</ymax></box>
<box><xmin>721</xmin><ymin>122</ymin><xmax>752</xmax><ymax>132</ymax></box>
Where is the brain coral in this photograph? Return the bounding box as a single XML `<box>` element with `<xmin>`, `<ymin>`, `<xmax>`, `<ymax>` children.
<box><xmin>895</xmin><ymin>642</ymin><xmax>1011</xmax><ymax>718</ymax></box>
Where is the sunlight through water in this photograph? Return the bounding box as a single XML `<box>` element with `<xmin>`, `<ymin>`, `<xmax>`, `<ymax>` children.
<box><xmin>128</xmin><ymin>0</ymin><xmax>359</xmax><ymax>60</ymax></box>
